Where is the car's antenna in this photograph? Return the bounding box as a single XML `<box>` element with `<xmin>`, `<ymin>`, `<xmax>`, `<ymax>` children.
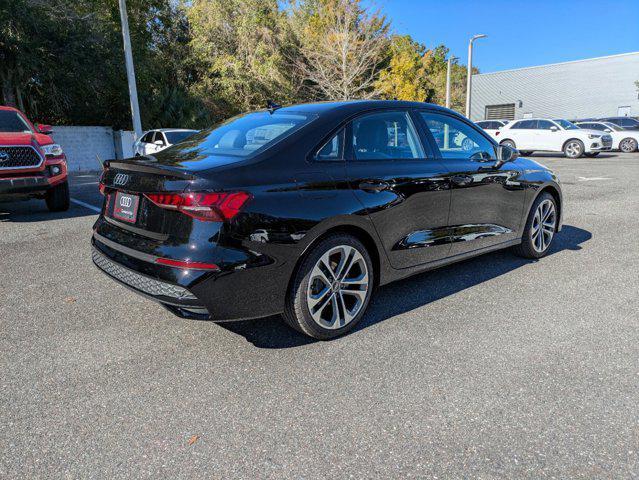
<box><xmin>267</xmin><ymin>100</ymin><xmax>281</xmax><ymax>114</ymax></box>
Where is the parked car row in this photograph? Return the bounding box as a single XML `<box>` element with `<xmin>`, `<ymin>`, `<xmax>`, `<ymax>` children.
<box><xmin>477</xmin><ymin>117</ymin><xmax>638</xmax><ymax>157</ymax></box>
<box><xmin>133</xmin><ymin>128</ymin><xmax>199</xmax><ymax>156</ymax></box>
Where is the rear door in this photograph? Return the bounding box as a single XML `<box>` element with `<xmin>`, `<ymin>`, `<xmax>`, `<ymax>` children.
<box><xmin>345</xmin><ymin>109</ymin><xmax>451</xmax><ymax>268</ymax></box>
<box><xmin>417</xmin><ymin>110</ymin><xmax>526</xmax><ymax>256</ymax></box>
<box><xmin>508</xmin><ymin>120</ymin><xmax>537</xmax><ymax>149</ymax></box>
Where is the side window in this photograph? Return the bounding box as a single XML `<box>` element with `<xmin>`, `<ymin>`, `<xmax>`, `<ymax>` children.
<box><xmin>537</xmin><ymin>120</ymin><xmax>555</xmax><ymax>130</ymax></box>
<box><xmin>351</xmin><ymin>111</ymin><xmax>425</xmax><ymax>161</ymax></box>
<box><xmin>315</xmin><ymin>129</ymin><xmax>344</xmax><ymax>161</ymax></box>
<box><xmin>141</xmin><ymin>132</ymin><xmax>153</xmax><ymax>143</ymax></box>
<box><xmin>153</xmin><ymin>132</ymin><xmax>165</xmax><ymax>145</ymax></box>
<box><xmin>420</xmin><ymin>112</ymin><xmax>495</xmax><ymax>160</ymax></box>
<box><xmin>591</xmin><ymin>123</ymin><xmax>606</xmax><ymax>131</ymax></box>
<box><xmin>510</xmin><ymin>121</ymin><xmax>524</xmax><ymax>129</ymax></box>
<box><xmin>519</xmin><ymin>120</ymin><xmax>537</xmax><ymax>129</ymax></box>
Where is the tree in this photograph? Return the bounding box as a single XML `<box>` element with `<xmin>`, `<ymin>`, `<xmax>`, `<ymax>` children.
<box><xmin>375</xmin><ymin>35</ymin><xmax>433</xmax><ymax>101</ymax></box>
<box><xmin>290</xmin><ymin>0</ymin><xmax>389</xmax><ymax>100</ymax></box>
<box><xmin>188</xmin><ymin>0</ymin><xmax>299</xmax><ymax>117</ymax></box>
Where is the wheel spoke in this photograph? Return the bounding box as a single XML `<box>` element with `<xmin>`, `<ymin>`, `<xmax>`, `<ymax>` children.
<box><xmin>308</xmin><ymin>286</ymin><xmax>331</xmax><ymax>309</ymax></box>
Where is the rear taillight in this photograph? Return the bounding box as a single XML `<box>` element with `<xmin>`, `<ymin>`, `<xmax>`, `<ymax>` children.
<box><xmin>144</xmin><ymin>191</ymin><xmax>251</xmax><ymax>222</ymax></box>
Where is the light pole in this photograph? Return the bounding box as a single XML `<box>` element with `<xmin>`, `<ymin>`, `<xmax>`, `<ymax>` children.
<box><xmin>465</xmin><ymin>34</ymin><xmax>487</xmax><ymax>119</ymax></box>
<box><xmin>445</xmin><ymin>55</ymin><xmax>458</xmax><ymax>109</ymax></box>
<box><xmin>118</xmin><ymin>0</ymin><xmax>143</xmax><ymax>139</ymax></box>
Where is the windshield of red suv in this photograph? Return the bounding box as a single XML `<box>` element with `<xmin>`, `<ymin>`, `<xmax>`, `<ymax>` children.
<box><xmin>0</xmin><ymin>110</ymin><xmax>33</xmax><ymax>133</ymax></box>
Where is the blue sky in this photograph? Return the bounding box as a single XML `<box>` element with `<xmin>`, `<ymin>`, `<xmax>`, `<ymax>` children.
<box><xmin>371</xmin><ymin>0</ymin><xmax>639</xmax><ymax>72</ymax></box>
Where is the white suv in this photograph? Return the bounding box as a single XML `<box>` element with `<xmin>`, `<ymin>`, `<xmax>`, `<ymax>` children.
<box><xmin>574</xmin><ymin>121</ymin><xmax>639</xmax><ymax>153</ymax></box>
<box><xmin>133</xmin><ymin>129</ymin><xmax>198</xmax><ymax>156</ymax></box>
<box><xmin>497</xmin><ymin>118</ymin><xmax>612</xmax><ymax>158</ymax></box>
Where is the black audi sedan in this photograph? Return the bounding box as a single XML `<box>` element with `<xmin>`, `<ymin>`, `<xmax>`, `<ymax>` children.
<box><xmin>93</xmin><ymin>101</ymin><xmax>562</xmax><ymax>339</ymax></box>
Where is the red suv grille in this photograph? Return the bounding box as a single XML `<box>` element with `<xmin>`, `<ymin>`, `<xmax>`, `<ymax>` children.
<box><xmin>0</xmin><ymin>146</ymin><xmax>43</xmax><ymax>169</ymax></box>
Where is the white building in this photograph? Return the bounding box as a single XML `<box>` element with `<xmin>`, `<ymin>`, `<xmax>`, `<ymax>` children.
<box><xmin>470</xmin><ymin>52</ymin><xmax>639</xmax><ymax>121</ymax></box>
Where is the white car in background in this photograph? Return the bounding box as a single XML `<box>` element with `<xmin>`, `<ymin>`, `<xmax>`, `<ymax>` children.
<box><xmin>133</xmin><ymin>128</ymin><xmax>198</xmax><ymax>156</ymax></box>
<box><xmin>575</xmin><ymin>121</ymin><xmax>639</xmax><ymax>153</ymax></box>
<box><xmin>475</xmin><ymin>119</ymin><xmax>510</xmax><ymax>140</ymax></box>
<box><xmin>497</xmin><ymin>118</ymin><xmax>612</xmax><ymax>158</ymax></box>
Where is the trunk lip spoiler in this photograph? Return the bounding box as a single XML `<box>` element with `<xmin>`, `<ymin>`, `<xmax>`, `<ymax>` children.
<box><xmin>106</xmin><ymin>160</ymin><xmax>197</xmax><ymax>180</ymax></box>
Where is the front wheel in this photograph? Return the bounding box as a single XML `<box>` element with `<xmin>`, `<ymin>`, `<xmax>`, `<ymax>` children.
<box><xmin>584</xmin><ymin>152</ymin><xmax>600</xmax><ymax>157</ymax></box>
<box><xmin>513</xmin><ymin>192</ymin><xmax>558</xmax><ymax>259</ymax></box>
<box><xmin>563</xmin><ymin>139</ymin><xmax>584</xmax><ymax>158</ymax></box>
<box><xmin>283</xmin><ymin>234</ymin><xmax>374</xmax><ymax>340</ymax></box>
<box><xmin>45</xmin><ymin>181</ymin><xmax>70</xmax><ymax>212</ymax></box>
<box><xmin>619</xmin><ymin>138</ymin><xmax>638</xmax><ymax>153</ymax></box>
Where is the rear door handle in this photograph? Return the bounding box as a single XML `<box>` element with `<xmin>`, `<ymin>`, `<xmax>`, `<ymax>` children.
<box><xmin>359</xmin><ymin>180</ymin><xmax>390</xmax><ymax>193</ymax></box>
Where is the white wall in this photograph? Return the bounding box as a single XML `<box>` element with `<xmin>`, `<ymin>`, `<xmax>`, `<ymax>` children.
<box><xmin>51</xmin><ymin>126</ymin><xmax>115</xmax><ymax>172</ymax></box>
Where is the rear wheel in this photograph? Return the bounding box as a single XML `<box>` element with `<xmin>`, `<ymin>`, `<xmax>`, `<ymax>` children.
<box><xmin>584</xmin><ymin>152</ymin><xmax>600</xmax><ymax>157</ymax></box>
<box><xmin>513</xmin><ymin>192</ymin><xmax>557</xmax><ymax>259</ymax></box>
<box><xmin>45</xmin><ymin>181</ymin><xmax>70</xmax><ymax>212</ymax></box>
<box><xmin>619</xmin><ymin>138</ymin><xmax>638</xmax><ymax>153</ymax></box>
<box><xmin>563</xmin><ymin>139</ymin><xmax>584</xmax><ymax>158</ymax></box>
<box><xmin>283</xmin><ymin>234</ymin><xmax>374</xmax><ymax>340</ymax></box>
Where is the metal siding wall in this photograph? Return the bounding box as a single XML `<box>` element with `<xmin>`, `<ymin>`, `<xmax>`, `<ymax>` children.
<box><xmin>470</xmin><ymin>53</ymin><xmax>639</xmax><ymax>121</ymax></box>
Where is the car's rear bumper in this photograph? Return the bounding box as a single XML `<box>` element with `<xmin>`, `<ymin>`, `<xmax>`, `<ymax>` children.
<box><xmin>91</xmin><ymin>246</ymin><xmax>211</xmax><ymax>318</ymax></box>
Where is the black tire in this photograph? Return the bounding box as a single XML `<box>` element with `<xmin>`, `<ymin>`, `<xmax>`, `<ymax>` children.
<box><xmin>283</xmin><ymin>234</ymin><xmax>374</xmax><ymax>340</ymax></box>
<box><xmin>512</xmin><ymin>192</ymin><xmax>558</xmax><ymax>259</ymax></box>
<box><xmin>584</xmin><ymin>152</ymin><xmax>600</xmax><ymax>157</ymax></box>
<box><xmin>563</xmin><ymin>139</ymin><xmax>584</xmax><ymax>158</ymax></box>
<box><xmin>619</xmin><ymin>138</ymin><xmax>638</xmax><ymax>153</ymax></box>
<box><xmin>500</xmin><ymin>139</ymin><xmax>516</xmax><ymax>149</ymax></box>
<box><xmin>45</xmin><ymin>181</ymin><xmax>70</xmax><ymax>212</ymax></box>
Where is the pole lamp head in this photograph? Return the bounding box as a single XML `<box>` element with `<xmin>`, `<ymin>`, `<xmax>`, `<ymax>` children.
<box><xmin>471</xmin><ymin>34</ymin><xmax>487</xmax><ymax>43</ymax></box>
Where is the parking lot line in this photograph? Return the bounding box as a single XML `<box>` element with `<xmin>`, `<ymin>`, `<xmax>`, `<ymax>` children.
<box><xmin>70</xmin><ymin>198</ymin><xmax>101</xmax><ymax>213</ymax></box>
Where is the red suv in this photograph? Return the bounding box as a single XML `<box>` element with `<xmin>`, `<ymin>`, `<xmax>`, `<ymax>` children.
<box><xmin>0</xmin><ymin>106</ymin><xmax>69</xmax><ymax>211</ymax></box>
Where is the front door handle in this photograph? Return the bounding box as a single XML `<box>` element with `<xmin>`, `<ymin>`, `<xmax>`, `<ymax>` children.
<box><xmin>450</xmin><ymin>175</ymin><xmax>472</xmax><ymax>186</ymax></box>
<box><xmin>359</xmin><ymin>180</ymin><xmax>390</xmax><ymax>193</ymax></box>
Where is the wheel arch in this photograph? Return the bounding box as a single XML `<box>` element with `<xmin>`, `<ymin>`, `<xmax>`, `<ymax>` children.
<box><xmin>562</xmin><ymin>137</ymin><xmax>584</xmax><ymax>150</ymax></box>
<box><xmin>288</xmin><ymin>222</ymin><xmax>384</xmax><ymax>297</ymax></box>
<box><xmin>535</xmin><ymin>184</ymin><xmax>563</xmax><ymax>231</ymax></box>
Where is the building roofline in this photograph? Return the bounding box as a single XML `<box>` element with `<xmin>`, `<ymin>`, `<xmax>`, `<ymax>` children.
<box><xmin>476</xmin><ymin>51</ymin><xmax>639</xmax><ymax>77</ymax></box>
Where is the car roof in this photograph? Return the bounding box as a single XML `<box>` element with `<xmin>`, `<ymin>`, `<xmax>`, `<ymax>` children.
<box><xmin>0</xmin><ymin>105</ymin><xmax>21</xmax><ymax>112</ymax></box>
<box><xmin>274</xmin><ymin>100</ymin><xmax>458</xmax><ymax>117</ymax></box>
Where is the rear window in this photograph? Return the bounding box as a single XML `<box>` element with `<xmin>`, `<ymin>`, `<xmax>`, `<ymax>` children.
<box><xmin>181</xmin><ymin>112</ymin><xmax>315</xmax><ymax>157</ymax></box>
<box><xmin>0</xmin><ymin>110</ymin><xmax>32</xmax><ymax>133</ymax></box>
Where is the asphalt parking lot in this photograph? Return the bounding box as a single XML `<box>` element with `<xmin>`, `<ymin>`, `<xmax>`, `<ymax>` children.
<box><xmin>1</xmin><ymin>152</ymin><xmax>638</xmax><ymax>478</ymax></box>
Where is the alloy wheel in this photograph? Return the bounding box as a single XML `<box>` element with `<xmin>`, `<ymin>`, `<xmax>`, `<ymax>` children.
<box><xmin>531</xmin><ymin>199</ymin><xmax>556</xmax><ymax>253</ymax></box>
<box><xmin>565</xmin><ymin>141</ymin><xmax>582</xmax><ymax>158</ymax></box>
<box><xmin>620</xmin><ymin>138</ymin><xmax>637</xmax><ymax>153</ymax></box>
<box><xmin>306</xmin><ymin>245</ymin><xmax>369</xmax><ymax>329</ymax></box>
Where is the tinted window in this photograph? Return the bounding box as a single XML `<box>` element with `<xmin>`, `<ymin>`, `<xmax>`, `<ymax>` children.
<box><xmin>476</xmin><ymin>121</ymin><xmax>492</xmax><ymax>129</ymax></box>
<box><xmin>420</xmin><ymin>112</ymin><xmax>495</xmax><ymax>160</ymax></box>
<box><xmin>512</xmin><ymin>120</ymin><xmax>536</xmax><ymax>129</ymax></box>
<box><xmin>351</xmin><ymin>111</ymin><xmax>424</xmax><ymax>160</ymax></box>
<box><xmin>315</xmin><ymin>129</ymin><xmax>344</xmax><ymax>161</ymax></box>
<box><xmin>165</xmin><ymin>131</ymin><xmax>197</xmax><ymax>144</ymax></box>
<box><xmin>553</xmin><ymin>119</ymin><xmax>578</xmax><ymax>130</ymax></box>
<box><xmin>620</xmin><ymin>118</ymin><xmax>639</xmax><ymax>127</ymax></box>
<box><xmin>152</xmin><ymin>132</ymin><xmax>165</xmax><ymax>145</ymax></box>
<box><xmin>180</xmin><ymin>111</ymin><xmax>315</xmax><ymax>158</ymax></box>
<box><xmin>141</xmin><ymin>132</ymin><xmax>154</xmax><ymax>143</ymax></box>
<box><xmin>0</xmin><ymin>110</ymin><xmax>32</xmax><ymax>133</ymax></box>
<box><xmin>537</xmin><ymin>120</ymin><xmax>555</xmax><ymax>130</ymax></box>
<box><xmin>589</xmin><ymin>123</ymin><xmax>606</xmax><ymax>131</ymax></box>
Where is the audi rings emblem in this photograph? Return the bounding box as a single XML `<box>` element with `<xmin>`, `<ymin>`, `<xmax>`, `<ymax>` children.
<box><xmin>113</xmin><ymin>173</ymin><xmax>130</xmax><ymax>186</ymax></box>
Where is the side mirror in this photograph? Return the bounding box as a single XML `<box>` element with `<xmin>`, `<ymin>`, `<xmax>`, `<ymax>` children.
<box><xmin>605</xmin><ymin>129</ymin><xmax>612</xmax><ymax>133</ymax></box>
<box><xmin>154</xmin><ymin>140</ymin><xmax>165</xmax><ymax>146</ymax></box>
<box><xmin>495</xmin><ymin>144</ymin><xmax>519</xmax><ymax>168</ymax></box>
<box><xmin>550</xmin><ymin>126</ymin><xmax>559</xmax><ymax>132</ymax></box>
<box><xmin>37</xmin><ymin>124</ymin><xmax>53</xmax><ymax>134</ymax></box>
